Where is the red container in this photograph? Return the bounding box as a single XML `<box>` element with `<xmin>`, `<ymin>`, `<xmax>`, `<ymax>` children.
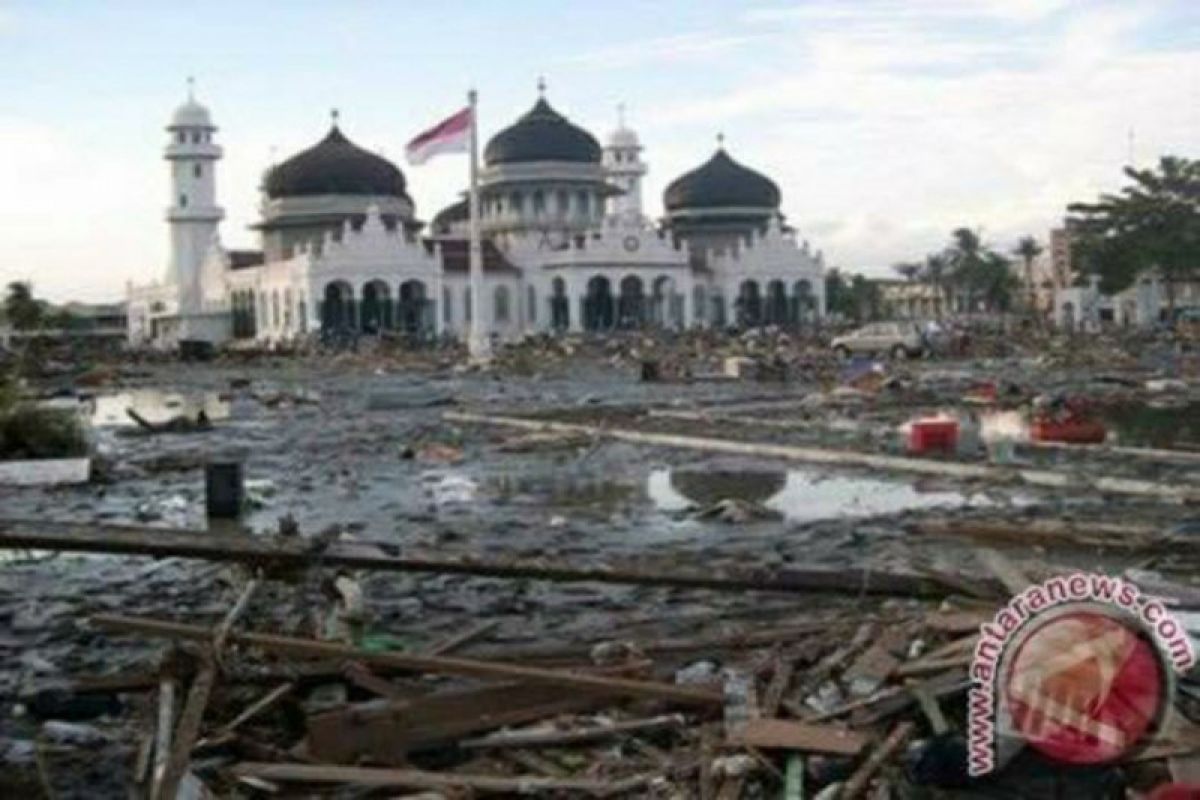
<box><xmin>908</xmin><ymin>419</ymin><xmax>959</xmax><ymax>454</ymax></box>
<box><xmin>1030</xmin><ymin>418</ymin><xmax>1107</xmax><ymax>444</ymax></box>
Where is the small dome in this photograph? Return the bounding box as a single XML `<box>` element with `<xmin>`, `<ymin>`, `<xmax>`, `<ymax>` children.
<box><xmin>169</xmin><ymin>100</ymin><xmax>214</xmax><ymax>130</ymax></box>
<box><xmin>431</xmin><ymin>196</ymin><xmax>468</xmax><ymax>234</ymax></box>
<box><xmin>265</xmin><ymin>126</ymin><xmax>407</xmax><ymax>200</ymax></box>
<box><xmin>664</xmin><ymin>148</ymin><xmax>781</xmax><ymax>212</ymax></box>
<box><xmin>484</xmin><ymin>97</ymin><xmax>601</xmax><ymax>166</ymax></box>
<box><xmin>608</xmin><ymin>126</ymin><xmax>640</xmax><ymax>149</ymax></box>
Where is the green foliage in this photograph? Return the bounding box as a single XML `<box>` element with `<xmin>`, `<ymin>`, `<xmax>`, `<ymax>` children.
<box><xmin>1068</xmin><ymin>156</ymin><xmax>1200</xmax><ymax>305</ymax></box>
<box><xmin>3</xmin><ymin>282</ymin><xmax>45</xmax><ymax>331</ymax></box>
<box><xmin>0</xmin><ymin>406</ymin><xmax>89</xmax><ymax>460</ymax></box>
<box><xmin>826</xmin><ymin>268</ymin><xmax>883</xmax><ymax>322</ymax></box>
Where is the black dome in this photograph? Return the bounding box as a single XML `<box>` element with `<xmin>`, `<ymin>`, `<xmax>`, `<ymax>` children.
<box><xmin>664</xmin><ymin>148</ymin><xmax>781</xmax><ymax>212</ymax></box>
<box><xmin>265</xmin><ymin>126</ymin><xmax>407</xmax><ymax>199</ymax></box>
<box><xmin>431</xmin><ymin>196</ymin><xmax>468</xmax><ymax>234</ymax></box>
<box><xmin>484</xmin><ymin>98</ymin><xmax>601</xmax><ymax>166</ymax></box>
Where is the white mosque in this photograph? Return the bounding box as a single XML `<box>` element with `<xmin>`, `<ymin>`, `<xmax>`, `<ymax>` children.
<box><xmin>126</xmin><ymin>83</ymin><xmax>826</xmax><ymax>348</ymax></box>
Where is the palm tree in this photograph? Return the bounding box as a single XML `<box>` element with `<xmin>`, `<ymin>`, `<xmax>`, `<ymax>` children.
<box><xmin>1013</xmin><ymin>236</ymin><xmax>1044</xmax><ymax>314</ymax></box>
<box><xmin>946</xmin><ymin>228</ymin><xmax>985</xmax><ymax>311</ymax></box>
<box><xmin>923</xmin><ymin>253</ymin><xmax>949</xmax><ymax>317</ymax></box>
<box><xmin>3</xmin><ymin>282</ymin><xmax>43</xmax><ymax>331</ymax></box>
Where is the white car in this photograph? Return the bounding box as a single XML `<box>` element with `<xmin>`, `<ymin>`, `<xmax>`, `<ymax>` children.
<box><xmin>831</xmin><ymin>322</ymin><xmax>926</xmax><ymax>359</ymax></box>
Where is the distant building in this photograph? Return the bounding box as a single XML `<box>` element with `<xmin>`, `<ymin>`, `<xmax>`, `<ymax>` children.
<box><xmin>1048</xmin><ymin>221</ymin><xmax>1200</xmax><ymax>329</ymax></box>
<box><xmin>128</xmin><ymin>83</ymin><xmax>827</xmax><ymax>349</ymax></box>
<box><xmin>876</xmin><ymin>279</ymin><xmax>946</xmax><ymax>319</ymax></box>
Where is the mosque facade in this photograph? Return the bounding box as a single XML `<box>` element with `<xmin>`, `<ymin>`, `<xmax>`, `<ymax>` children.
<box><xmin>127</xmin><ymin>85</ymin><xmax>826</xmax><ymax>347</ymax></box>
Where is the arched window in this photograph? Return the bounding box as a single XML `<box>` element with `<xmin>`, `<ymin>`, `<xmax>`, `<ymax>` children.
<box><xmin>494</xmin><ymin>286</ymin><xmax>511</xmax><ymax>323</ymax></box>
<box><xmin>510</xmin><ymin>192</ymin><xmax>524</xmax><ymax>215</ymax></box>
<box><xmin>284</xmin><ymin>288</ymin><xmax>293</xmax><ymax>328</ymax></box>
<box><xmin>577</xmin><ymin>192</ymin><xmax>590</xmax><ymax>218</ymax></box>
<box><xmin>272</xmin><ymin>291</ymin><xmax>281</xmax><ymax>328</ymax></box>
<box><xmin>193</xmin><ymin>163</ymin><xmax>202</xmax><ymax>178</ymax></box>
<box><xmin>179</xmin><ymin>194</ymin><xmax>188</xmax><ymax>208</ymax></box>
<box><xmin>297</xmin><ymin>298</ymin><xmax>307</xmax><ymax>333</ymax></box>
<box><xmin>557</xmin><ymin>190</ymin><xmax>569</xmax><ymax>216</ymax></box>
<box><xmin>527</xmin><ymin>285</ymin><xmax>537</xmax><ymax>323</ymax></box>
<box><xmin>532</xmin><ymin>191</ymin><xmax>545</xmax><ymax>215</ymax></box>
<box><xmin>464</xmin><ymin>287</ymin><xmax>472</xmax><ymax>322</ymax></box>
<box><xmin>443</xmin><ymin>287</ymin><xmax>452</xmax><ymax>324</ymax></box>
<box><xmin>176</xmin><ymin>131</ymin><xmax>186</xmax><ymax>144</ymax></box>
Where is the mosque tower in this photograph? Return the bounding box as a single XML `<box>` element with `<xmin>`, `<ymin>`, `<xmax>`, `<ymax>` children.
<box><xmin>165</xmin><ymin>79</ymin><xmax>223</xmax><ymax>311</ymax></box>
<box><xmin>603</xmin><ymin>104</ymin><xmax>647</xmax><ymax>220</ymax></box>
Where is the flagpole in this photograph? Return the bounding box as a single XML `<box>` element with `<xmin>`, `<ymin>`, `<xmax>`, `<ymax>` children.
<box><xmin>467</xmin><ymin>88</ymin><xmax>489</xmax><ymax>361</ymax></box>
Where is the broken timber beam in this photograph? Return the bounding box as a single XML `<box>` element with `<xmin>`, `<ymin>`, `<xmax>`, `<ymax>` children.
<box><xmin>230</xmin><ymin>762</ymin><xmax>655</xmax><ymax>795</ymax></box>
<box><xmin>0</xmin><ymin>519</ymin><xmax>979</xmax><ymax>599</ymax></box>
<box><xmin>443</xmin><ymin>410</ymin><xmax>1200</xmax><ymax>502</ymax></box>
<box><xmin>90</xmin><ymin>614</ymin><xmax>722</xmax><ymax>708</ymax></box>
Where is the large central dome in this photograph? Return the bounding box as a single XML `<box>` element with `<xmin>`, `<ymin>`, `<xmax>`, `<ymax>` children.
<box><xmin>265</xmin><ymin>126</ymin><xmax>408</xmax><ymax>200</ymax></box>
<box><xmin>484</xmin><ymin>97</ymin><xmax>601</xmax><ymax>166</ymax></box>
<box><xmin>664</xmin><ymin>148</ymin><xmax>781</xmax><ymax>212</ymax></box>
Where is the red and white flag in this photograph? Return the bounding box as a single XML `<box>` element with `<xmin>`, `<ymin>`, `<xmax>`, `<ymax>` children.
<box><xmin>405</xmin><ymin>106</ymin><xmax>472</xmax><ymax>166</ymax></box>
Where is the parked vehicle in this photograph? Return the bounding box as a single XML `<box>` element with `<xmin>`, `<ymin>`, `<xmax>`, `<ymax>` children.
<box><xmin>830</xmin><ymin>321</ymin><xmax>926</xmax><ymax>359</ymax></box>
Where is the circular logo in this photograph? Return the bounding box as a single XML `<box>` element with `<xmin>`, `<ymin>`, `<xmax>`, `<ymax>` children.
<box><xmin>1001</xmin><ymin>605</ymin><xmax>1169</xmax><ymax>765</ymax></box>
<box><xmin>623</xmin><ymin>235</ymin><xmax>640</xmax><ymax>252</ymax></box>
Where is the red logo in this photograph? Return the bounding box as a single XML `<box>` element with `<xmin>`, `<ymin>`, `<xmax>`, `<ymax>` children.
<box><xmin>1001</xmin><ymin>606</ymin><xmax>1169</xmax><ymax>765</ymax></box>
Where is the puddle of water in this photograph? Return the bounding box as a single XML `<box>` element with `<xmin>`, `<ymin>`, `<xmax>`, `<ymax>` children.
<box><xmin>648</xmin><ymin>468</ymin><xmax>996</xmax><ymax>522</ymax></box>
<box><xmin>90</xmin><ymin>390</ymin><xmax>230</xmax><ymax>427</ymax></box>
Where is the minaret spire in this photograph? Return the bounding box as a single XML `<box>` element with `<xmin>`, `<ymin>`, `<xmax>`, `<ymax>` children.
<box><xmin>617</xmin><ymin>102</ymin><xmax>626</xmax><ymax>128</ymax></box>
<box><xmin>187</xmin><ymin>75</ymin><xmax>195</xmax><ymax>102</ymax></box>
<box><xmin>537</xmin><ymin>76</ymin><xmax>546</xmax><ymax>97</ymax></box>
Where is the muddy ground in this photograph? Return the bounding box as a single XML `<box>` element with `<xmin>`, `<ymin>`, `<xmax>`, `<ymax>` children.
<box><xmin>2</xmin><ymin>340</ymin><xmax>1198</xmax><ymax>796</ymax></box>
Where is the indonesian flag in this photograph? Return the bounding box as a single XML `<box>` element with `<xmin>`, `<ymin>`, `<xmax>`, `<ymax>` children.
<box><xmin>405</xmin><ymin>107</ymin><xmax>472</xmax><ymax>165</ymax></box>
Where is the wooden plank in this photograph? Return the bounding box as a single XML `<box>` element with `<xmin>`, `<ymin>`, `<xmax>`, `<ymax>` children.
<box><xmin>840</xmin><ymin>721</ymin><xmax>915</xmax><ymax>799</ymax></box>
<box><xmin>460</xmin><ymin>713</ymin><xmax>684</xmax><ymax>750</ymax></box>
<box><xmin>230</xmin><ymin>762</ymin><xmax>655</xmax><ymax>795</ymax></box>
<box><xmin>443</xmin><ymin>410</ymin><xmax>1200</xmax><ymax>502</ymax></box>
<box><xmin>425</xmin><ymin>619</ymin><xmax>499</xmax><ymax>657</ymax></box>
<box><xmin>975</xmin><ymin>548</ymin><xmax>1031</xmax><ymax>596</ymax></box>
<box><xmin>730</xmin><ymin>719</ymin><xmax>869</xmax><ymax>757</ymax></box>
<box><xmin>91</xmin><ymin>614</ymin><xmax>723</xmax><ymax>708</ymax></box>
<box><xmin>307</xmin><ymin>682</ymin><xmax>601</xmax><ymax>764</ymax></box>
<box><xmin>761</xmin><ymin>659</ymin><xmax>795</xmax><ymax>719</ymax></box>
<box><xmin>0</xmin><ymin>519</ymin><xmax>978</xmax><ymax>599</ymax></box>
<box><xmin>209</xmin><ymin>682</ymin><xmax>294</xmax><ymax>740</ymax></box>
<box><xmin>842</xmin><ymin>627</ymin><xmax>908</xmax><ymax>697</ymax></box>
<box><xmin>155</xmin><ymin>654</ymin><xmax>216</xmax><ymax>800</ymax></box>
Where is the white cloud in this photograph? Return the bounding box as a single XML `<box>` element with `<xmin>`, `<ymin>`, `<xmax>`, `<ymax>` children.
<box><xmin>636</xmin><ymin>2</ymin><xmax>1199</xmax><ymax>274</ymax></box>
<box><xmin>560</xmin><ymin>31</ymin><xmax>761</xmax><ymax>68</ymax></box>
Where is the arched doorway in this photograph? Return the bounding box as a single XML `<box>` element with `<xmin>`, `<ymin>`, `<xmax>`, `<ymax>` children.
<box><xmin>321</xmin><ymin>281</ymin><xmax>355</xmax><ymax>332</ymax></box>
<box><xmin>765</xmin><ymin>280</ymin><xmax>788</xmax><ymax>325</ymax></box>
<box><xmin>693</xmin><ymin>286</ymin><xmax>707</xmax><ymax>326</ymax></box>
<box><xmin>398</xmin><ymin>280</ymin><xmax>427</xmax><ymax>334</ymax></box>
<box><xmin>792</xmin><ymin>279</ymin><xmax>814</xmax><ymax>327</ymax></box>
<box><xmin>617</xmin><ymin>275</ymin><xmax>645</xmax><ymax>330</ymax></box>
<box><xmin>551</xmin><ymin>277</ymin><xmax>570</xmax><ymax>331</ymax></box>
<box><xmin>651</xmin><ymin>276</ymin><xmax>672</xmax><ymax>327</ymax></box>
<box><xmin>1061</xmin><ymin>301</ymin><xmax>1076</xmax><ymax>331</ymax></box>
<box><xmin>361</xmin><ymin>280</ymin><xmax>392</xmax><ymax>333</ymax></box>
<box><xmin>583</xmin><ymin>276</ymin><xmax>614</xmax><ymax>332</ymax></box>
<box><xmin>736</xmin><ymin>280</ymin><xmax>763</xmax><ymax>327</ymax></box>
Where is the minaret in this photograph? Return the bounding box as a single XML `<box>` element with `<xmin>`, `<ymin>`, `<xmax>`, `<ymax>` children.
<box><xmin>165</xmin><ymin>78</ymin><xmax>223</xmax><ymax>312</ymax></box>
<box><xmin>603</xmin><ymin>103</ymin><xmax>647</xmax><ymax>220</ymax></box>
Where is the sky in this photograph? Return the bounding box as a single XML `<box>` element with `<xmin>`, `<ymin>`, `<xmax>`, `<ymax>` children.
<box><xmin>1</xmin><ymin>0</ymin><xmax>1198</xmax><ymax>302</ymax></box>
